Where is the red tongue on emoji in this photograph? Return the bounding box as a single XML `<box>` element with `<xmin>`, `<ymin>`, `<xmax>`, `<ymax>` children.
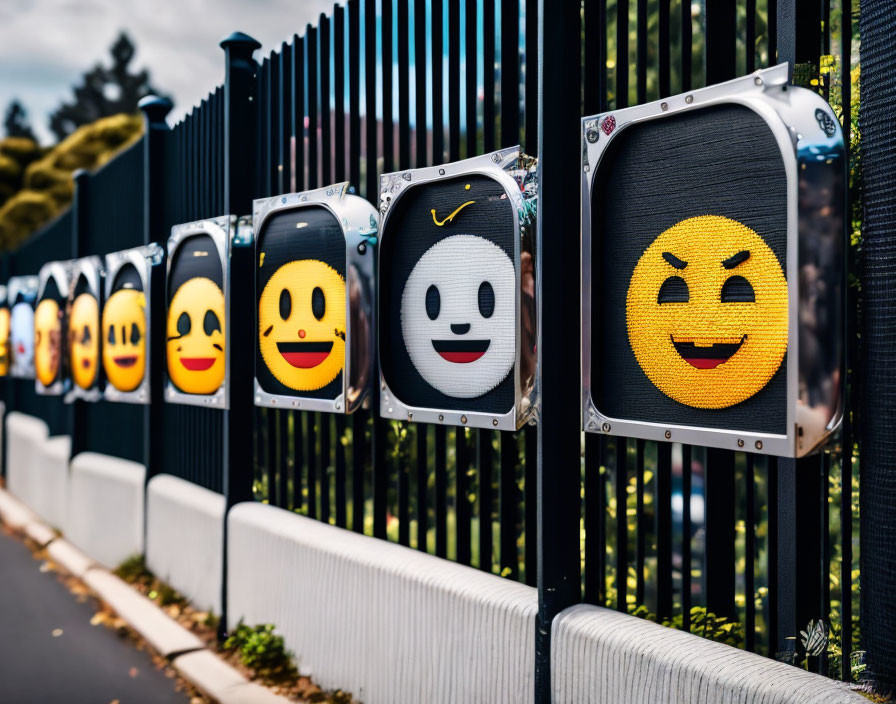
<box><xmin>180</xmin><ymin>357</ymin><xmax>216</xmax><ymax>371</ymax></box>
<box><xmin>431</xmin><ymin>339</ymin><xmax>491</xmax><ymax>364</ymax></box>
<box><xmin>277</xmin><ymin>341</ymin><xmax>333</xmax><ymax>369</ymax></box>
<box><xmin>682</xmin><ymin>356</ymin><xmax>728</xmax><ymax>370</ymax></box>
<box><xmin>437</xmin><ymin>350</ymin><xmax>487</xmax><ymax>363</ymax></box>
<box><xmin>672</xmin><ymin>337</ymin><xmax>745</xmax><ymax>370</ymax></box>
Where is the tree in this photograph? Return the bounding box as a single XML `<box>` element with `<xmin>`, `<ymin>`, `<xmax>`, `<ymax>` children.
<box><xmin>49</xmin><ymin>32</ymin><xmax>169</xmax><ymax>141</ymax></box>
<box><xmin>4</xmin><ymin>100</ymin><xmax>37</xmax><ymax>142</ymax></box>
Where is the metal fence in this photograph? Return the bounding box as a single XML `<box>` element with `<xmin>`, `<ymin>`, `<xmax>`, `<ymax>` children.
<box><xmin>0</xmin><ymin>0</ymin><xmax>864</xmax><ymax>694</ymax></box>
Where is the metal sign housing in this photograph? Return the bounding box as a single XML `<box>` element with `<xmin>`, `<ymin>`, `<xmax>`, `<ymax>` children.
<box><xmin>253</xmin><ymin>183</ymin><xmax>376</xmax><ymax>414</ymax></box>
<box><xmin>378</xmin><ymin>147</ymin><xmax>539</xmax><ymax>432</ymax></box>
<box><xmin>581</xmin><ymin>64</ymin><xmax>845</xmax><ymax>457</ymax></box>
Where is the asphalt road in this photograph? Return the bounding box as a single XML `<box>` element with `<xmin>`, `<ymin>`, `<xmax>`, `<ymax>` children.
<box><xmin>0</xmin><ymin>527</ymin><xmax>190</xmax><ymax>704</ymax></box>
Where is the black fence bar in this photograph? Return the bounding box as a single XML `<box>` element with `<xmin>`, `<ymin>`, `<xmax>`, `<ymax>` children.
<box><xmin>745</xmin><ymin>453</ymin><xmax>756</xmax><ymax>652</ymax></box>
<box><xmin>635</xmin><ymin>439</ymin><xmax>645</xmax><ymax>606</ymax></box>
<box><xmin>500</xmin><ymin>431</ymin><xmax>519</xmax><ymax>580</ymax></box>
<box><xmin>334</xmin><ymin>8</ymin><xmax>346</xmax><ymax>183</ymax></box>
<box><xmin>414</xmin><ymin>0</ymin><xmax>427</xmax><ymax>167</ymax></box>
<box><xmin>307</xmin><ymin>25</ymin><xmax>319</xmax><ymax>190</ymax></box>
<box><xmin>382</xmin><ymin>0</ymin><xmax>394</xmax><ymax>175</ymax></box>
<box><xmin>615</xmin><ymin>439</ymin><xmax>628</xmax><ymax>612</ymax></box>
<box><xmin>583</xmin><ymin>434</ymin><xmax>602</xmax><ymax>604</ymax></box>
<box><xmin>479</xmin><ymin>428</ymin><xmax>494</xmax><ymax>571</ymax></box>
<box><xmin>500</xmin><ymin>0</ymin><xmax>520</xmax><ymax>147</ymax></box>
<box><xmin>482</xmin><ymin>0</ymin><xmax>496</xmax><ymax>152</ymax></box>
<box><xmin>431</xmin><ymin>0</ymin><xmax>444</xmax><ymax>165</ymax></box>
<box><xmin>435</xmin><ymin>425</ymin><xmax>447</xmax><ymax>558</ymax></box>
<box><xmin>320</xmin><ymin>15</ymin><xmax>332</xmax><ymax>186</ymax></box>
<box><xmin>448</xmin><ymin>0</ymin><xmax>461</xmax><ymax>162</ymax></box>
<box><xmin>616</xmin><ymin>0</ymin><xmax>629</xmax><ymax>108</ymax></box>
<box><xmin>455</xmin><ymin>428</ymin><xmax>471</xmax><ymax>565</ymax></box>
<box><xmin>397</xmin><ymin>0</ymin><xmax>410</xmax><ymax>170</ymax></box>
<box><xmin>416</xmin><ymin>425</ymin><xmax>428</xmax><ymax>549</ymax></box>
<box><xmin>466</xmin><ymin>0</ymin><xmax>479</xmax><ymax>157</ymax></box>
<box><xmin>655</xmin><ymin>442</ymin><xmax>672</xmax><ymax>619</ymax></box>
<box><xmin>293</xmin><ymin>34</ymin><xmax>305</xmax><ymax>192</ymax></box>
<box><xmin>524</xmin><ymin>425</ymin><xmax>537</xmax><ymax>587</ymax></box>
<box><xmin>681</xmin><ymin>444</ymin><xmax>692</xmax><ymax>630</ymax></box>
<box><xmin>535</xmin><ymin>0</ymin><xmax>582</xmax><ymax>697</ymax></box>
<box><xmin>705</xmin><ymin>448</ymin><xmax>736</xmax><ymax>620</ymax></box>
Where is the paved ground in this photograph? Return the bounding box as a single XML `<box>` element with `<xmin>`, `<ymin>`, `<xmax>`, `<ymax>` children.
<box><xmin>0</xmin><ymin>527</ymin><xmax>189</xmax><ymax>704</ymax></box>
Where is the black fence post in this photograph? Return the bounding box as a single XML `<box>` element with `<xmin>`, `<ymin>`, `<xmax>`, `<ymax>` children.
<box><xmin>69</xmin><ymin>170</ymin><xmax>90</xmax><ymax>457</ymax></box>
<box><xmin>535</xmin><ymin>0</ymin><xmax>582</xmax><ymax>701</ymax></box>
<box><xmin>859</xmin><ymin>0</ymin><xmax>896</xmax><ymax>692</ymax></box>
<box><xmin>219</xmin><ymin>31</ymin><xmax>261</xmax><ymax>639</ymax></box>
<box><xmin>137</xmin><ymin>96</ymin><xmax>173</xmax><ymax>489</ymax></box>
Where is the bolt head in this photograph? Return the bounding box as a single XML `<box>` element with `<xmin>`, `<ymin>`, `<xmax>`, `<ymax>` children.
<box><xmin>664</xmin><ymin>430</ymin><xmax>672</xmax><ymax>439</ymax></box>
<box><xmin>602</xmin><ymin>422</ymin><xmax>611</xmax><ymax>432</ymax></box>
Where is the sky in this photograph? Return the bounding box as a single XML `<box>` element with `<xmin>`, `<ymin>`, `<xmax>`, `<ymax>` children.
<box><xmin>0</xmin><ymin>0</ymin><xmax>334</xmax><ymax>144</ymax></box>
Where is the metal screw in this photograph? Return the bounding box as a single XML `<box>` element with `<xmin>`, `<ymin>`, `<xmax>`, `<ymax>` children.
<box><xmin>358</xmin><ymin>242</ymin><xmax>367</xmax><ymax>254</ymax></box>
<box><xmin>255</xmin><ymin>396</ymin><xmax>261</xmax><ymax>403</ymax></box>
<box><xmin>408</xmin><ymin>412</ymin><xmax>413</xmax><ymax>420</ymax></box>
<box><xmin>661</xmin><ymin>102</ymin><xmax>669</xmax><ymax>111</ymax></box>
<box><xmin>491</xmin><ymin>153</ymin><xmax>501</xmax><ymax>163</ymax></box>
<box><xmin>438</xmin><ymin>414</ymin><xmax>444</xmax><ymax>421</ymax></box>
<box><xmin>754</xmin><ymin>76</ymin><xmax>762</xmax><ymax>86</ymax></box>
<box><xmin>664</xmin><ymin>430</ymin><xmax>672</xmax><ymax>439</ymax></box>
<box><xmin>460</xmin><ymin>415</ymin><xmax>468</xmax><ymax>424</ymax></box>
<box><xmin>586</xmin><ymin>129</ymin><xmax>599</xmax><ymax>143</ymax></box>
<box><xmin>492</xmin><ymin>419</ymin><xmax>498</xmax><ymax>427</ymax></box>
<box><xmin>685</xmin><ymin>95</ymin><xmax>693</xmax><ymax>104</ymax></box>
<box><xmin>439</xmin><ymin>168</ymin><xmax>445</xmax><ymax>175</ymax></box>
<box><xmin>737</xmin><ymin>439</ymin><xmax>745</xmax><ymax>448</ymax></box>
<box><xmin>388</xmin><ymin>407</ymin><xmax>393</xmax><ymax>414</ymax></box>
<box><xmin>755</xmin><ymin>440</ymin><xmax>763</xmax><ymax>450</ymax></box>
<box><xmin>602</xmin><ymin>422</ymin><xmax>611</xmax><ymax>432</ymax></box>
<box><xmin>271</xmin><ymin>399</ymin><xmax>276</xmax><ymax>405</ymax></box>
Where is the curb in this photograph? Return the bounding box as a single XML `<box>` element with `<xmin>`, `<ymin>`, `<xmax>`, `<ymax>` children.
<box><xmin>0</xmin><ymin>487</ymin><xmax>294</xmax><ymax>704</ymax></box>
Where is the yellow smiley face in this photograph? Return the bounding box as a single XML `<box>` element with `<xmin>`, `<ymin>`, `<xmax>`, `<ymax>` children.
<box><xmin>259</xmin><ymin>259</ymin><xmax>345</xmax><ymax>391</ymax></box>
<box><xmin>34</xmin><ymin>298</ymin><xmax>62</xmax><ymax>387</ymax></box>
<box><xmin>0</xmin><ymin>307</ymin><xmax>10</xmax><ymax>376</ymax></box>
<box><xmin>626</xmin><ymin>215</ymin><xmax>788</xmax><ymax>409</ymax></box>
<box><xmin>69</xmin><ymin>293</ymin><xmax>99</xmax><ymax>390</ymax></box>
<box><xmin>167</xmin><ymin>277</ymin><xmax>225</xmax><ymax>394</ymax></box>
<box><xmin>102</xmin><ymin>289</ymin><xmax>146</xmax><ymax>392</ymax></box>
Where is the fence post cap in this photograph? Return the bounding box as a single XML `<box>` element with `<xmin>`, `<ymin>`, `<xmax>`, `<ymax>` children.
<box><xmin>138</xmin><ymin>95</ymin><xmax>174</xmax><ymax>125</ymax></box>
<box><xmin>219</xmin><ymin>31</ymin><xmax>262</xmax><ymax>53</ymax></box>
<box><xmin>72</xmin><ymin>168</ymin><xmax>90</xmax><ymax>183</ymax></box>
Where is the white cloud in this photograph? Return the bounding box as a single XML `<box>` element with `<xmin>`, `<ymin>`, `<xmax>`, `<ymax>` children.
<box><xmin>0</xmin><ymin>0</ymin><xmax>335</xmax><ymax>144</ymax></box>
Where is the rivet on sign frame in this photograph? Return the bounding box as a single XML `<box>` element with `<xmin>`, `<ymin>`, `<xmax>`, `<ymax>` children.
<box><xmin>461</xmin><ymin>416</ymin><xmax>468</xmax><ymax>424</ymax></box>
<box><xmin>388</xmin><ymin>407</ymin><xmax>393</xmax><ymax>414</ymax></box>
<box><xmin>408</xmin><ymin>412</ymin><xmax>413</xmax><ymax>420</ymax></box>
<box><xmin>754</xmin><ymin>76</ymin><xmax>763</xmax><ymax>86</ymax></box>
<box><xmin>755</xmin><ymin>440</ymin><xmax>763</xmax><ymax>450</ymax></box>
<box><xmin>255</xmin><ymin>396</ymin><xmax>261</xmax><ymax>403</ymax></box>
<box><xmin>492</xmin><ymin>419</ymin><xmax>499</xmax><ymax>427</ymax></box>
<box><xmin>685</xmin><ymin>95</ymin><xmax>694</xmax><ymax>104</ymax></box>
<box><xmin>438</xmin><ymin>414</ymin><xmax>444</xmax><ymax>422</ymax></box>
<box><xmin>661</xmin><ymin>102</ymin><xmax>669</xmax><ymax>111</ymax></box>
<box><xmin>602</xmin><ymin>422</ymin><xmax>611</xmax><ymax>432</ymax></box>
<box><xmin>737</xmin><ymin>439</ymin><xmax>745</xmax><ymax>448</ymax></box>
<box><xmin>664</xmin><ymin>430</ymin><xmax>672</xmax><ymax>439</ymax></box>
<box><xmin>439</xmin><ymin>168</ymin><xmax>445</xmax><ymax>175</ymax></box>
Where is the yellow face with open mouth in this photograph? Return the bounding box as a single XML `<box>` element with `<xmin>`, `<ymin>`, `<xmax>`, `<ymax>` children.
<box><xmin>0</xmin><ymin>307</ymin><xmax>9</xmax><ymax>376</ymax></box>
<box><xmin>34</xmin><ymin>298</ymin><xmax>62</xmax><ymax>387</ymax></box>
<box><xmin>258</xmin><ymin>259</ymin><xmax>345</xmax><ymax>392</ymax></box>
<box><xmin>626</xmin><ymin>215</ymin><xmax>788</xmax><ymax>409</ymax></box>
<box><xmin>102</xmin><ymin>288</ymin><xmax>146</xmax><ymax>392</ymax></box>
<box><xmin>167</xmin><ymin>277</ymin><xmax>225</xmax><ymax>395</ymax></box>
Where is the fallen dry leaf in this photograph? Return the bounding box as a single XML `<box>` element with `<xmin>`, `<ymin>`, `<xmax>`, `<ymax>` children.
<box><xmin>51</xmin><ymin>628</ymin><xmax>63</xmax><ymax>637</ymax></box>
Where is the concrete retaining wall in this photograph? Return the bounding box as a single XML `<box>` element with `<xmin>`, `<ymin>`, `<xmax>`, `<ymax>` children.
<box><xmin>227</xmin><ymin>502</ymin><xmax>537</xmax><ymax>704</ymax></box>
<box><xmin>146</xmin><ymin>474</ymin><xmax>224</xmax><ymax>615</ymax></box>
<box><xmin>5</xmin><ymin>412</ymin><xmax>49</xmax><ymax>508</ymax></box>
<box><xmin>27</xmin><ymin>435</ymin><xmax>70</xmax><ymax>530</ymax></box>
<box><xmin>66</xmin><ymin>452</ymin><xmax>145</xmax><ymax>569</ymax></box>
<box><xmin>551</xmin><ymin>604</ymin><xmax>865</xmax><ymax>704</ymax></box>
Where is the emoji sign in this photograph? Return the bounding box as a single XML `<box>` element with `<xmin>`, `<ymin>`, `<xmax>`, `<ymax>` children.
<box><xmin>34</xmin><ymin>276</ymin><xmax>65</xmax><ymax>389</ymax></box>
<box><xmin>380</xmin><ymin>173</ymin><xmax>518</xmax><ymax>416</ymax></box>
<box><xmin>103</xmin><ymin>265</ymin><xmax>146</xmax><ymax>392</ymax></box>
<box><xmin>69</xmin><ymin>276</ymin><xmax>100</xmax><ymax>391</ymax></box>
<box><xmin>167</xmin><ymin>234</ymin><xmax>225</xmax><ymax>396</ymax></box>
<box><xmin>588</xmin><ymin>103</ymin><xmax>789</xmax><ymax>435</ymax></box>
<box><xmin>256</xmin><ymin>206</ymin><xmax>346</xmax><ymax>397</ymax></box>
<box><xmin>0</xmin><ymin>305</ymin><xmax>9</xmax><ymax>376</ymax></box>
<box><xmin>10</xmin><ymin>294</ymin><xmax>35</xmax><ymax>378</ymax></box>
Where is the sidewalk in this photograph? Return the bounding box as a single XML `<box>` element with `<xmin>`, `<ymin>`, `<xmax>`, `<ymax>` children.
<box><xmin>0</xmin><ymin>525</ymin><xmax>190</xmax><ymax>704</ymax></box>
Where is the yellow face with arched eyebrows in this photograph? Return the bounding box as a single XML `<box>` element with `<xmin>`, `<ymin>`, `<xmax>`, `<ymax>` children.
<box><xmin>102</xmin><ymin>288</ymin><xmax>146</xmax><ymax>392</ymax></box>
<box><xmin>626</xmin><ymin>215</ymin><xmax>788</xmax><ymax>409</ymax></box>
<box><xmin>258</xmin><ymin>259</ymin><xmax>345</xmax><ymax>391</ymax></box>
<box><xmin>69</xmin><ymin>292</ymin><xmax>99</xmax><ymax>389</ymax></box>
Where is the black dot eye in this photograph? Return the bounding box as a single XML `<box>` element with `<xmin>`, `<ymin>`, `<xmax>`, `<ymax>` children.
<box><xmin>108</xmin><ymin>325</ymin><xmax>115</xmax><ymax>345</ymax></box>
<box><xmin>720</xmin><ymin>275</ymin><xmax>755</xmax><ymax>303</ymax></box>
<box><xmin>130</xmin><ymin>323</ymin><xmax>141</xmax><ymax>344</ymax></box>
<box><xmin>657</xmin><ymin>276</ymin><xmax>690</xmax><ymax>304</ymax></box>
<box><xmin>279</xmin><ymin>289</ymin><xmax>291</xmax><ymax>320</ymax></box>
<box><xmin>312</xmin><ymin>287</ymin><xmax>326</xmax><ymax>320</ymax></box>
<box><xmin>425</xmin><ymin>285</ymin><xmax>440</xmax><ymax>320</ymax></box>
<box><xmin>478</xmin><ymin>281</ymin><xmax>495</xmax><ymax>318</ymax></box>
<box><xmin>203</xmin><ymin>310</ymin><xmax>221</xmax><ymax>335</ymax></box>
<box><xmin>177</xmin><ymin>312</ymin><xmax>191</xmax><ymax>336</ymax></box>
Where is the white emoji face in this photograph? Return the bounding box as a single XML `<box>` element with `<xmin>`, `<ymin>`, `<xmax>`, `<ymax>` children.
<box><xmin>400</xmin><ymin>234</ymin><xmax>515</xmax><ymax>398</ymax></box>
<box><xmin>11</xmin><ymin>301</ymin><xmax>34</xmax><ymax>374</ymax></box>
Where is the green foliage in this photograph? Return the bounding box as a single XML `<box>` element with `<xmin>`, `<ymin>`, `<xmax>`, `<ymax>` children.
<box><xmin>628</xmin><ymin>603</ymin><xmax>745</xmax><ymax>648</ymax></box>
<box><xmin>223</xmin><ymin>622</ymin><xmax>298</xmax><ymax>682</ymax></box>
<box><xmin>113</xmin><ymin>554</ymin><xmax>151</xmax><ymax>583</ymax></box>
